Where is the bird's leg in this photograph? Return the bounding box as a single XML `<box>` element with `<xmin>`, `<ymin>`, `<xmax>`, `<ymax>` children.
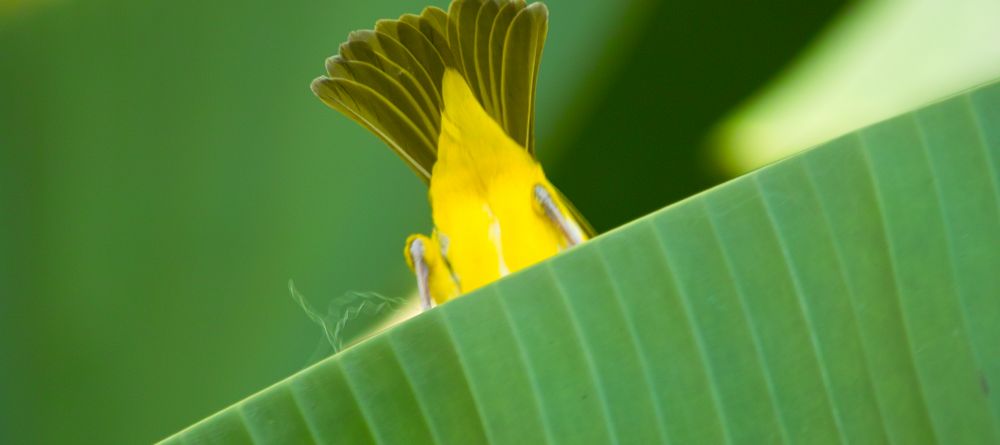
<box><xmin>406</xmin><ymin>237</ymin><xmax>434</xmax><ymax>311</ymax></box>
<box><xmin>533</xmin><ymin>184</ymin><xmax>584</xmax><ymax>247</ymax></box>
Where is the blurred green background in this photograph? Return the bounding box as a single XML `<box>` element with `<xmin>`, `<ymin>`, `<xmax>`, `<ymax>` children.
<box><xmin>0</xmin><ymin>0</ymin><xmax>848</xmax><ymax>443</ymax></box>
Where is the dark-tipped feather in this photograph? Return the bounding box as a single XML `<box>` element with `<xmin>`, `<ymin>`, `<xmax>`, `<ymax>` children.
<box><xmin>488</xmin><ymin>2</ymin><xmax>519</xmax><ymax>131</ymax></box>
<box><xmin>473</xmin><ymin>0</ymin><xmax>500</xmax><ymax>114</ymax></box>
<box><xmin>325</xmin><ymin>57</ymin><xmax>438</xmax><ymax>140</ymax></box>
<box><xmin>501</xmin><ymin>3</ymin><xmax>547</xmax><ymax>154</ymax></box>
<box><xmin>311</xmin><ymin>77</ymin><xmax>437</xmax><ymax>178</ymax></box>
<box><xmin>312</xmin><ymin>0</ymin><xmax>549</xmax><ymax>181</ymax></box>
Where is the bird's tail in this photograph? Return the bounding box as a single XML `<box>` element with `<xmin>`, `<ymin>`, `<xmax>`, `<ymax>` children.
<box><xmin>311</xmin><ymin>0</ymin><xmax>549</xmax><ymax>182</ymax></box>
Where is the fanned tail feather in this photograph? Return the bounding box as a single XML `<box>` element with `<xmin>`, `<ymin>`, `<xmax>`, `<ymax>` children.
<box><xmin>311</xmin><ymin>0</ymin><xmax>549</xmax><ymax>182</ymax></box>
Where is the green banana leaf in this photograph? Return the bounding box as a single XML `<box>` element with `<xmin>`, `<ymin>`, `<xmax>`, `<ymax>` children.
<box><xmin>160</xmin><ymin>79</ymin><xmax>1000</xmax><ymax>444</ymax></box>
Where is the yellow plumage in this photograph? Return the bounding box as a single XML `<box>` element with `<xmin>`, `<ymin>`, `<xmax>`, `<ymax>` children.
<box><xmin>425</xmin><ymin>69</ymin><xmax>579</xmax><ymax>302</ymax></box>
<box><xmin>313</xmin><ymin>0</ymin><xmax>592</xmax><ymax>307</ymax></box>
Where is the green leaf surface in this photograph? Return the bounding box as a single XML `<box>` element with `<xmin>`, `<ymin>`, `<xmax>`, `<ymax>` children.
<box><xmin>162</xmin><ymin>80</ymin><xmax>1000</xmax><ymax>444</ymax></box>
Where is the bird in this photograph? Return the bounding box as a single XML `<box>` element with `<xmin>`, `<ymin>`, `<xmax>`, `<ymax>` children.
<box><xmin>311</xmin><ymin>0</ymin><xmax>593</xmax><ymax>310</ymax></box>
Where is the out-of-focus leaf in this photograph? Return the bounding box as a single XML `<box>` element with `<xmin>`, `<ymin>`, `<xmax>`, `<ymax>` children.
<box><xmin>714</xmin><ymin>0</ymin><xmax>1000</xmax><ymax>174</ymax></box>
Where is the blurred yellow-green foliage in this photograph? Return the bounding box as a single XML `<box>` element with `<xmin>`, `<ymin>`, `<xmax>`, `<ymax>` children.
<box><xmin>714</xmin><ymin>0</ymin><xmax>1000</xmax><ymax>174</ymax></box>
<box><xmin>0</xmin><ymin>0</ymin><xmax>845</xmax><ymax>442</ymax></box>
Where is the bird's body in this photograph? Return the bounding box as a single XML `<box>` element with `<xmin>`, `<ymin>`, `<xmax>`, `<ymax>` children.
<box><xmin>424</xmin><ymin>69</ymin><xmax>576</xmax><ymax>302</ymax></box>
<box><xmin>314</xmin><ymin>0</ymin><xmax>590</xmax><ymax>308</ymax></box>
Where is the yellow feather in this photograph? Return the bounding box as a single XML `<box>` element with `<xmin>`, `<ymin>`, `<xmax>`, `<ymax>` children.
<box><xmin>314</xmin><ymin>2</ymin><xmax>587</xmax><ymax>308</ymax></box>
<box><xmin>404</xmin><ymin>233</ymin><xmax>460</xmax><ymax>301</ymax></box>
<box><xmin>423</xmin><ymin>69</ymin><xmax>582</xmax><ymax>303</ymax></box>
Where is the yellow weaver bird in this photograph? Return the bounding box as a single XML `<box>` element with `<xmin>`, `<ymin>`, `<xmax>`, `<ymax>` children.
<box><xmin>312</xmin><ymin>0</ymin><xmax>593</xmax><ymax>310</ymax></box>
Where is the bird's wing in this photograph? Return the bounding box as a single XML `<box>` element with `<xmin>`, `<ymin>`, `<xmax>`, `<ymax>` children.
<box><xmin>312</xmin><ymin>0</ymin><xmax>549</xmax><ymax>182</ymax></box>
